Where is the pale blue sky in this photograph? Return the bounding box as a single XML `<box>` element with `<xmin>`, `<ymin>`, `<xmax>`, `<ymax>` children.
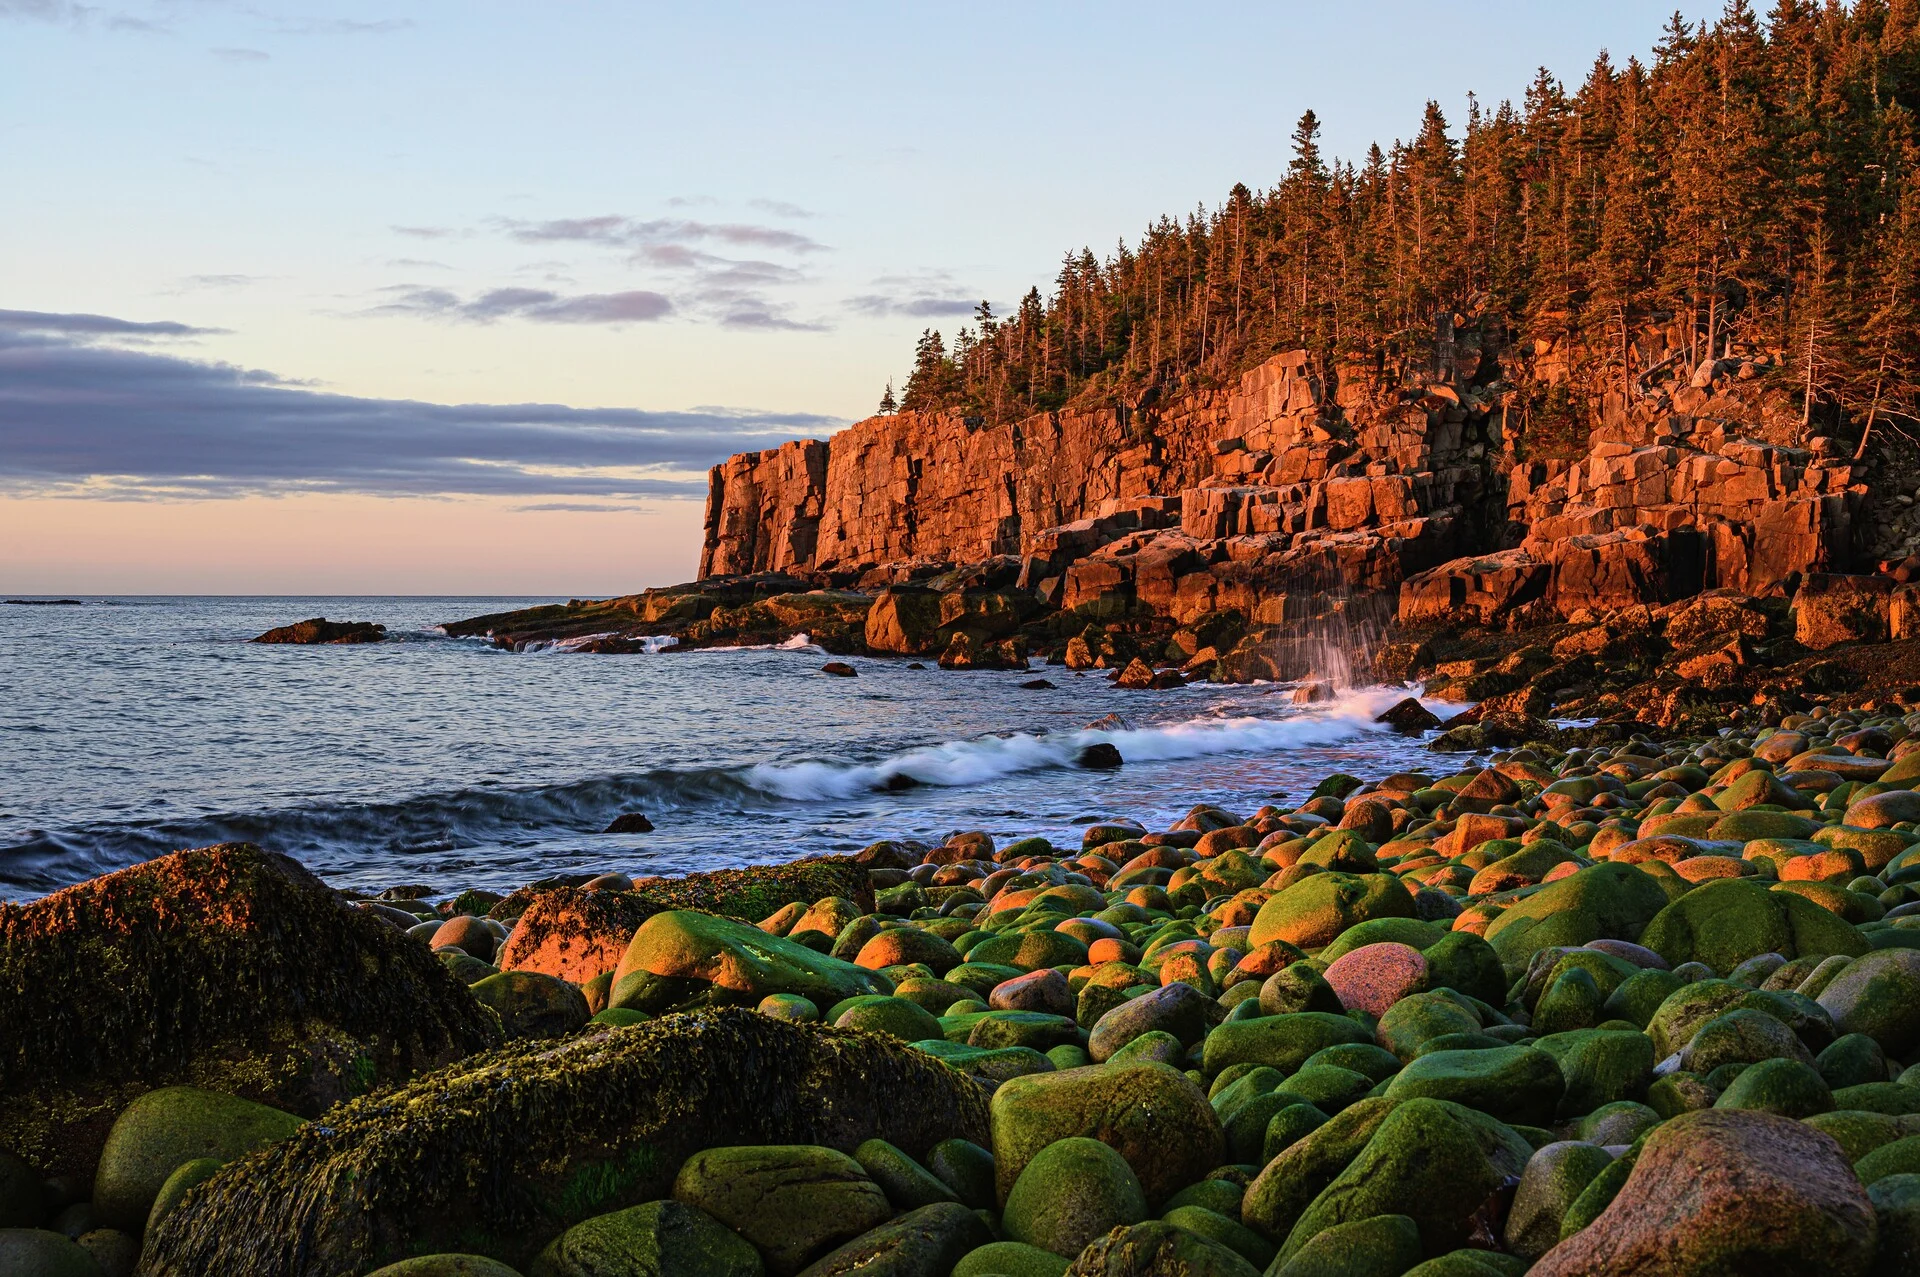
<box><xmin>0</xmin><ymin>0</ymin><xmax>1725</xmax><ymax>592</ymax></box>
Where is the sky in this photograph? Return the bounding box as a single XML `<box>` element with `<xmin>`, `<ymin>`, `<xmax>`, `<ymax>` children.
<box><xmin>0</xmin><ymin>0</ymin><xmax>1726</xmax><ymax>595</ymax></box>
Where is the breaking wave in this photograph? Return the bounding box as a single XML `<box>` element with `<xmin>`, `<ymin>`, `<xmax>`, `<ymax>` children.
<box><xmin>1</xmin><ymin>687</ymin><xmax>1425</xmax><ymax>896</ymax></box>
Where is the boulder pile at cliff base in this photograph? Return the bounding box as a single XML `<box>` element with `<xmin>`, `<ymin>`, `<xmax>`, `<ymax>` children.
<box><xmin>21</xmin><ymin>711</ymin><xmax>1920</xmax><ymax>1274</ymax></box>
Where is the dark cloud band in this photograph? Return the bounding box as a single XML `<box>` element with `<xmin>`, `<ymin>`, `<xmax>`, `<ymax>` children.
<box><xmin>0</xmin><ymin>309</ymin><xmax>841</xmax><ymax>501</ymax></box>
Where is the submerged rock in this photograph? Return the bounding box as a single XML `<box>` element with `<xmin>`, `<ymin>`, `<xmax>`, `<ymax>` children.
<box><xmin>141</xmin><ymin>1009</ymin><xmax>990</xmax><ymax>1275</ymax></box>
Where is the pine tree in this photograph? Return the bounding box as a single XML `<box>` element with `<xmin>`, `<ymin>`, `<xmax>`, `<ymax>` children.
<box><xmin>878</xmin><ymin>380</ymin><xmax>897</xmax><ymax>415</ymax></box>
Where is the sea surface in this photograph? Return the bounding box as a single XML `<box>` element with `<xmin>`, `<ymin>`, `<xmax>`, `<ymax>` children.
<box><xmin>0</xmin><ymin>596</ymin><xmax>1447</xmax><ymax>901</ymax></box>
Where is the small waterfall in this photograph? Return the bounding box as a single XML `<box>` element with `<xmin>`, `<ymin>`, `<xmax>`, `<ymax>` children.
<box><xmin>1268</xmin><ymin>590</ymin><xmax>1392</xmax><ymax>689</ymax></box>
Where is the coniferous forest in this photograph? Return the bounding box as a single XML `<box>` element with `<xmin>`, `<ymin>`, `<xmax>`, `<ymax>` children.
<box><xmin>892</xmin><ymin>1</ymin><xmax>1920</xmax><ymax>449</ymax></box>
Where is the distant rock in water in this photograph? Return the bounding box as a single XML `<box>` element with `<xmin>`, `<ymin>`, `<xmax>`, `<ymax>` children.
<box><xmin>1376</xmin><ymin>697</ymin><xmax>1443</xmax><ymax>733</ymax></box>
<box><xmin>604</xmin><ymin>812</ymin><xmax>654</xmax><ymax>834</ymax></box>
<box><xmin>821</xmin><ymin>661</ymin><xmax>858</xmax><ymax>677</ymax></box>
<box><xmin>251</xmin><ymin>617</ymin><xmax>386</xmax><ymax>645</ymax></box>
<box><xmin>3</xmin><ymin>598</ymin><xmax>83</xmax><ymax>606</ymax></box>
<box><xmin>1086</xmin><ymin>712</ymin><xmax>1132</xmax><ymax>732</ymax></box>
<box><xmin>1020</xmin><ymin>678</ymin><xmax>1056</xmax><ymax>690</ymax></box>
<box><xmin>1078</xmin><ymin>743</ymin><xmax>1124</xmax><ymax>769</ymax></box>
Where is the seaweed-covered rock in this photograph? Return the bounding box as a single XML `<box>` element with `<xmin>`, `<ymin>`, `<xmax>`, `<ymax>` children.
<box><xmin>1248</xmin><ymin>874</ymin><xmax>1418</xmax><ymax>949</ymax></box>
<box><xmin>1531</xmin><ymin>1108</ymin><xmax>1876</xmax><ymax>1276</ymax></box>
<box><xmin>1277</xmin><ymin>1098</ymin><xmax>1533</xmax><ymax>1261</ymax></box>
<box><xmin>468</xmin><ymin>972</ymin><xmax>591</xmax><ymax>1039</ymax></box>
<box><xmin>1086</xmin><ymin>982</ymin><xmax>1212</xmax><ymax>1062</ymax></box>
<box><xmin>1640</xmin><ymin>879</ymin><xmax>1870</xmax><ymax>976</ymax></box>
<box><xmin>496</xmin><ymin>889</ymin><xmax>667</xmax><ymax>984</ymax></box>
<box><xmin>0</xmin><ymin>844</ymin><xmax>501</xmax><ymax>1182</ymax></box>
<box><xmin>990</xmin><ymin>1061</ymin><xmax>1222</xmax><ymax>1205</ymax></box>
<box><xmin>1504</xmin><ymin>1141</ymin><xmax>1615</xmax><ymax>1261</ymax></box>
<box><xmin>797</xmin><ymin>1201</ymin><xmax>993</xmax><ymax>1276</ymax></box>
<box><xmin>1817</xmin><ymin>949</ymin><xmax>1920</xmax><ymax>1057</ymax></box>
<box><xmin>1277</xmin><ymin>1213</ymin><xmax>1423</xmax><ymax>1277</ymax></box>
<box><xmin>1482</xmin><ymin>863</ymin><xmax>1672</xmax><ymax>976</ymax></box>
<box><xmin>610</xmin><ymin>911</ymin><xmax>891</xmax><ymax>1013</ymax></box>
<box><xmin>141</xmin><ymin>1011</ymin><xmax>990</xmax><ymax>1275</ymax></box>
<box><xmin>673</xmin><ymin>1145</ymin><xmax>891</xmax><ymax>1275</ymax></box>
<box><xmin>0</xmin><ymin>1230</ymin><xmax>105</xmax><ymax>1277</ymax></box>
<box><xmin>529</xmin><ymin>1200</ymin><xmax>761</xmax><ymax>1277</ymax></box>
<box><xmin>956</xmin><ymin>1242</ymin><xmax>1069</xmax><ymax>1277</ymax></box>
<box><xmin>1382</xmin><ymin>1046</ymin><xmax>1566</xmax><ymax>1127</ymax></box>
<box><xmin>1062</xmin><ymin>1220</ymin><xmax>1261</xmax><ymax>1276</ymax></box>
<box><xmin>1002</xmin><ymin>1137</ymin><xmax>1147</xmax><ymax>1257</ymax></box>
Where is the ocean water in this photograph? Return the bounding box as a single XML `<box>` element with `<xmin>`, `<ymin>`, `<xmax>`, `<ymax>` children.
<box><xmin>0</xmin><ymin>596</ymin><xmax>1446</xmax><ymax>901</ymax></box>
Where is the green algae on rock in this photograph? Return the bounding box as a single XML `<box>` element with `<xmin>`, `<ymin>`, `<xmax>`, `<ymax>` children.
<box><xmin>139</xmin><ymin>1010</ymin><xmax>989</xmax><ymax>1275</ymax></box>
<box><xmin>610</xmin><ymin>910</ymin><xmax>893</xmax><ymax>1013</ymax></box>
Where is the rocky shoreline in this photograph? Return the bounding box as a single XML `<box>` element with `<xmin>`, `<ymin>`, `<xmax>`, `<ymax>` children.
<box><xmin>13</xmin><ymin>696</ymin><xmax>1920</xmax><ymax>1274</ymax></box>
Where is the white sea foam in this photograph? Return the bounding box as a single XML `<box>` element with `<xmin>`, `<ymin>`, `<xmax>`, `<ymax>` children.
<box><xmin>522</xmin><ymin>632</ymin><xmax>679</xmax><ymax>654</ymax></box>
<box><xmin>741</xmin><ymin>686</ymin><xmax>1437</xmax><ymax>801</ymax></box>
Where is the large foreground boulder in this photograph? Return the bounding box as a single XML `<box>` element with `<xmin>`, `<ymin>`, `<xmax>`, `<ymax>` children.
<box><xmin>141</xmin><ymin>1010</ymin><xmax>991</xmax><ymax>1275</ymax></box>
<box><xmin>1532</xmin><ymin>1108</ymin><xmax>1876</xmax><ymax>1275</ymax></box>
<box><xmin>0</xmin><ymin>844</ymin><xmax>501</xmax><ymax>1181</ymax></box>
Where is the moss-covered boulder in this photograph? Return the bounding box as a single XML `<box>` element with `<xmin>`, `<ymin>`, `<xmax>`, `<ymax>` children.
<box><xmin>1640</xmin><ymin>879</ymin><xmax>1870</xmax><ymax>976</ymax></box>
<box><xmin>0</xmin><ymin>844</ymin><xmax>501</xmax><ymax>1183</ymax></box>
<box><xmin>799</xmin><ymin>1201</ymin><xmax>994</xmax><ymax>1276</ymax></box>
<box><xmin>990</xmin><ymin>1061</ymin><xmax>1222</xmax><ymax>1206</ymax></box>
<box><xmin>367</xmin><ymin>1257</ymin><xmax>527</xmax><ymax>1277</ymax></box>
<box><xmin>1002</xmin><ymin>1137</ymin><xmax>1147</xmax><ymax>1258</ymax></box>
<box><xmin>141</xmin><ymin>1011</ymin><xmax>989</xmax><ymax>1275</ymax></box>
<box><xmin>672</xmin><ymin>1145</ymin><xmax>890</xmax><ymax>1275</ymax></box>
<box><xmin>1202</xmin><ymin>1013</ymin><xmax>1374</xmax><ymax>1076</ymax></box>
<box><xmin>1482</xmin><ymin>864</ymin><xmax>1672</xmax><ymax>976</ymax></box>
<box><xmin>1087</xmin><ymin>982</ymin><xmax>1212</xmax><ymax>1063</ymax></box>
<box><xmin>91</xmin><ymin>1084</ymin><xmax>303</xmax><ymax>1233</ymax></box>
<box><xmin>1276</xmin><ymin>1098</ymin><xmax>1533</xmax><ymax>1261</ymax></box>
<box><xmin>1240</xmin><ymin>1099</ymin><xmax>1401</xmax><ymax>1241</ymax></box>
<box><xmin>1381</xmin><ymin>1046</ymin><xmax>1566</xmax><ymax>1127</ymax></box>
<box><xmin>0</xmin><ymin>1231</ymin><xmax>106</xmax><ymax>1277</ymax></box>
<box><xmin>1533</xmin><ymin>1030</ymin><xmax>1654</xmax><ymax>1119</ymax></box>
<box><xmin>1504</xmin><ymin>1141</ymin><xmax>1615</xmax><ymax>1261</ymax></box>
<box><xmin>1277</xmin><ymin>1213</ymin><xmax>1422</xmax><ymax>1277</ymax></box>
<box><xmin>955</xmin><ymin>1241</ymin><xmax>1068</xmax><ymax>1277</ymax></box>
<box><xmin>611</xmin><ymin>911</ymin><xmax>891</xmax><ymax>1014</ymax></box>
<box><xmin>1531</xmin><ymin>1109</ymin><xmax>1876</xmax><ymax>1276</ymax></box>
<box><xmin>528</xmin><ymin>1200</ymin><xmax>760</xmax><ymax>1277</ymax></box>
<box><xmin>1248</xmin><ymin>874</ymin><xmax>1417</xmax><ymax>950</ymax></box>
<box><xmin>1060</xmin><ymin>1220</ymin><xmax>1261</xmax><ymax>1276</ymax></box>
<box><xmin>1714</xmin><ymin>1058</ymin><xmax>1835</xmax><ymax>1118</ymax></box>
<box><xmin>1817</xmin><ymin>948</ymin><xmax>1920</xmax><ymax>1056</ymax></box>
<box><xmin>468</xmin><ymin>972</ymin><xmax>591</xmax><ymax>1040</ymax></box>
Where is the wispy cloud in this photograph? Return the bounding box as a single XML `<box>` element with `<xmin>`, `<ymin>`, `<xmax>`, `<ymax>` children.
<box><xmin>392</xmin><ymin>224</ymin><xmax>457</xmax><ymax>240</ymax></box>
<box><xmin>0</xmin><ymin>308</ymin><xmax>842</xmax><ymax>501</ymax></box>
<box><xmin>211</xmin><ymin>45</ymin><xmax>269</xmax><ymax>61</ymax></box>
<box><xmin>1</xmin><ymin>0</ymin><xmax>161</xmax><ymax>28</ymax></box>
<box><xmin>264</xmin><ymin>14</ymin><xmax>412</xmax><ymax>36</ymax></box>
<box><xmin>177</xmin><ymin>273</ymin><xmax>262</xmax><ymax>290</ymax></box>
<box><xmin>368</xmin><ymin>286</ymin><xmax>672</xmax><ymax>325</ymax></box>
<box><xmin>748</xmin><ymin>198</ymin><xmax>814</xmax><ymax>220</ymax></box>
<box><xmin>499</xmin><ymin>215</ymin><xmax>827</xmax><ymax>256</ymax></box>
<box><xmin>847</xmin><ymin>272</ymin><xmax>987</xmax><ymax>319</ymax></box>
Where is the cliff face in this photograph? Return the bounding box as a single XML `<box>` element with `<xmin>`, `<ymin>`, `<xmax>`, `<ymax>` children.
<box><xmin>699</xmin><ymin>328</ymin><xmax>1875</xmax><ymax>635</ymax></box>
